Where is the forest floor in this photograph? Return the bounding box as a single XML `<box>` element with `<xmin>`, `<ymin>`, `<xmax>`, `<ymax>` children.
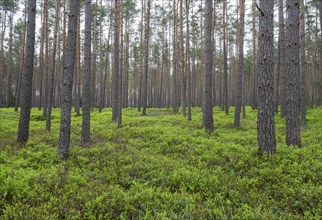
<box><xmin>0</xmin><ymin>107</ymin><xmax>322</xmax><ymax>219</ymax></box>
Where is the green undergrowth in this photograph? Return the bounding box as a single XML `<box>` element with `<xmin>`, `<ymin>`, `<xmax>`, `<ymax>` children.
<box><xmin>0</xmin><ymin>107</ymin><xmax>322</xmax><ymax>219</ymax></box>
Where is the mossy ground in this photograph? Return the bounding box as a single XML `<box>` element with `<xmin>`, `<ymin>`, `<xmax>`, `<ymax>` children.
<box><xmin>0</xmin><ymin>107</ymin><xmax>322</xmax><ymax>219</ymax></box>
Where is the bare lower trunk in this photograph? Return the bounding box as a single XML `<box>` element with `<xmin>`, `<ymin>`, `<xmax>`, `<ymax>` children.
<box><xmin>17</xmin><ymin>0</ymin><xmax>37</xmax><ymax>143</ymax></box>
<box><xmin>58</xmin><ymin>0</ymin><xmax>79</xmax><ymax>159</ymax></box>
<box><xmin>202</xmin><ymin>0</ymin><xmax>214</xmax><ymax>131</ymax></box>
<box><xmin>82</xmin><ymin>0</ymin><xmax>92</xmax><ymax>146</ymax></box>
<box><xmin>257</xmin><ymin>0</ymin><xmax>276</xmax><ymax>155</ymax></box>
<box><xmin>286</xmin><ymin>0</ymin><xmax>301</xmax><ymax>147</ymax></box>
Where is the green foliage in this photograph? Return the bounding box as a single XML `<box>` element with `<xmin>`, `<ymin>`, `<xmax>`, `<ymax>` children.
<box><xmin>0</xmin><ymin>107</ymin><xmax>322</xmax><ymax>219</ymax></box>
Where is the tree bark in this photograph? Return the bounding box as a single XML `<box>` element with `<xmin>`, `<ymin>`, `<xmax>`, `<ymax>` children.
<box><xmin>42</xmin><ymin>0</ymin><xmax>49</xmax><ymax>117</ymax></box>
<box><xmin>112</xmin><ymin>0</ymin><xmax>120</xmax><ymax>121</ymax></box>
<box><xmin>279</xmin><ymin>0</ymin><xmax>287</xmax><ymax>117</ymax></box>
<box><xmin>0</xmin><ymin>11</ymin><xmax>6</xmax><ymax>108</ymax></box>
<box><xmin>7</xmin><ymin>13</ymin><xmax>13</xmax><ymax>107</ymax></box>
<box><xmin>286</xmin><ymin>0</ymin><xmax>301</xmax><ymax>147</ymax></box>
<box><xmin>202</xmin><ymin>0</ymin><xmax>214</xmax><ymax>131</ymax></box>
<box><xmin>223</xmin><ymin>0</ymin><xmax>229</xmax><ymax>115</ymax></box>
<box><xmin>46</xmin><ymin>0</ymin><xmax>60</xmax><ymax>131</ymax></box>
<box><xmin>58</xmin><ymin>0</ymin><xmax>79</xmax><ymax>159</ymax></box>
<box><xmin>299</xmin><ymin>0</ymin><xmax>306</xmax><ymax>128</ymax></box>
<box><xmin>82</xmin><ymin>0</ymin><xmax>92</xmax><ymax>146</ymax></box>
<box><xmin>142</xmin><ymin>0</ymin><xmax>151</xmax><ymax>116</ymax></box>
<box><xmin>234</xmin><ymin>0</ymin><xmax>245</xmax><ymax>127</ymax></box>
<box><xmin>319</xmin><ymin>0</ymin><xmax>322</xmax><ymax>105</ymax></box>
<box><xmin>186</xmin><ymin>0</ymin><xmax>191</xmax><ymax>121</ymax></box>
<box><xmin>17</xmin><ymin>0</ymin><xmax>37</xmax><ymax>143</ymax></box>
<box><xmin>15</xmin><ymin>1</ymin><xmax>27</xmax><ymax>111</ymax></box>
<box><xmin>180</xmin><ymin>0</ymin><xmax>186</xmax><ymax>116</ymax></box>
<box><xmin>257</xmin><ymin>0</ymin><xmax>276</xmax><ymax>155</ymax></box>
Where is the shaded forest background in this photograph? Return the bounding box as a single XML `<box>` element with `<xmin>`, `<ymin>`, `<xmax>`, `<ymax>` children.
<box><xmin>1</xmin><ymin>0</ymin><xmax>321</xmax><ymax>112</ymax></box>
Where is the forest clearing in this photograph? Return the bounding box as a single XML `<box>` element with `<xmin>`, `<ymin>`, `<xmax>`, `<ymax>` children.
<box><xmin>1</xmin><ymin>107</ymin><xmax>322</xmax><ymax>219</ymax></box>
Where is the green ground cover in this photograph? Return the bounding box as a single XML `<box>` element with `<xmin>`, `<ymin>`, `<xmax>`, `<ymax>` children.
<box><xmin>0</xmin><ymin>107</ymin><xmax>322</xmax><ymax>219</ymax></box>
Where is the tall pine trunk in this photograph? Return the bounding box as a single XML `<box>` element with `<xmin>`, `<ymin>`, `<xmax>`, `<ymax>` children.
<box><xmin>82</xmin><ymin>0</ymin><xmax>92</xmax><ymax>146</ymax></box>
<box><xmin>286</xmin><ymin>0</ymin><xmax>301</xmax><ymax>147</ymax></box>
<box><xmin>223</xmin><ymin>0</ymin><xmax>229</xmax><ymax>115</ymax></box>
<box><xmin>234</xmin><ymin>0</ymin><xmax>245</xmax><ymax>127</ymax></box>
<box><xmin>142</xmin><ymin>0</ymin><xmax>151</xmax><ymax>116</ymax></box>
<box><xmin>279</xmin><ymin>0</ymin><xmax>287</xmax><ymax>117</ymax></box>
<box><xmin>202</xmin><ymin>0</ymin><xmax>214</xmax><ymax>131</ymax></box>
<box><xmin>58</xmin><ymin>0</ymin><xmax>79</xmax><ymax>159</ymax></box>
<box><xmin>17</xmin><ymin>0</ymin><xmax>37</xmax><ymax>143</ymax></box>
<box><xmin>46</xmin><ymin>0</ymin><xmax>60</xmax><ymax>131</ymax></box>
<box><xmin>257</xmin><ymin>0</ymin><xmax>276</xmax><ymax>155</ymax></box>
<box><xmin>299</xmin><ymin>0</ymin><xmax>306</xmax><ymax>128</ymax></box>
<box><xmin>112</xmin><ymin>0</ymin><xmax>120</xmax><ymax>121</ymax></box>
<box><xmin>186</xmin><ymin>0</ymin><xmax>191</xmax><ymax>121</ymax></box>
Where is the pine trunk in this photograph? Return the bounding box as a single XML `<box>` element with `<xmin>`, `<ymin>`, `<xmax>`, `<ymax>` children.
<box><xmin>202</xmin><ymin>0</ymin><xmax>214</xmax><ymax>131</ymax></box>
<box><xmin>82</xmin><ymin>0</ymin><xmax>92</xmax><ymax>146</ymax></box>
<box><xmin>46</xmin><ymin>0</ymin><xmax>60</xmax><ymax>131</ymax></box>
<box><xmin>234</xmin><ymin>0</ymin><xmax>245</xmax><ymax>127</ymax></box>
<box><xmin>58</xmin><ymin>0</ymin><xmax>79</xmax><ymax>159</ymax></box>
<box><xmin>112</xmin><ymin>0</ymin><xmax>120</xmax><ymax>121</ymax></box>
<box><xmin>142</xmin><ymin>0</ymin><xmax>151</xmax><ymax>115</ymax></box>
<box><xmin>286</xmin><ymin>0</ymin><xmax>301</xmax><ymax>147</ymax></box>
<box><xmin>257</xmin><ymin>0</ymin><xmax>276</xmax><ymax>155</ymax></box>
<box><xmin>17</xmin><ymin>0</ymin><xmax>37</xmax><ymax>143</ymax></box>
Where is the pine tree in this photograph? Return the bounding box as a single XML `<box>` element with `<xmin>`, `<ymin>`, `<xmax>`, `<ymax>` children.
<box><xmin>286</xmin><ymin>0</ymin><xmax>301</xmax><ymax>147</ymax></box>
<box><xmin>58</xmin><ymin>0</ymin><xmax>79</xmax><ymax>159</ymax></box>
<box><xmin>257</xmin><ymin>0</ymin><xmax>276</xmax><ymax>155</ymax></box>
<box><xmin>17</xmin><ymin>0</ymin><xmax>37</xmax><ymax>143</ymax></box>
<box><xmin>202</xmin><ymin>0</ymin><xmax>214</xmax><ymax>131</ymax></box>
<box><xmin>82</xmin><ymin>0</ymin><xmax>92</xmax><ymax>146</ymax></box>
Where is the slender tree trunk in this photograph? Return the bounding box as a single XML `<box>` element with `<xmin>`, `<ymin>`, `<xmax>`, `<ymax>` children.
<box><xmin>212</xmin><ymin>0</ymin><xmax>216</xmax><ymax>106</ymax></box>
<box><xmin>180</xmin><ymin>0</ymin><xmax>186</xmax><ymax>116</ymax></box>
<box><xmin>312</xmin><ymin>14</ymin><xmax>318</xmax><ymax>107</ymax></box>
<box><xmin>15</xmin><ymin>1</ymin><xmax>27</xmax><ymax>111</ymax></box>
<box><xmin>112</xmin><ymin>0</ymin><xmax>120</xmax><ymax>121</ymax></box>
<box><xmin>0</xmin><ymin>11</ymin><xmax>6</xmax><ymax>108</ymax></box>
<box><xmin>7</xmin><ymin>13</ymin><xmax>13</xmax><ymax>107</ymax></box>
<box><xmin>58</xmin><ymin>0</ymin><xmax>79</xmax><ymax>159</ymax></box>
<box><xmin>167</xmin><ymin>0</ymin><xmax>171</xmax><ymax>109</ymax></box>
<box><xmin>172</xmin><ymin>0</ymin><xmax>179</xmax><ymax>113</ymax></box>
<box><xmin>234</xmin><ymin>0</ymin><xmax>245</xmax><ymax>127</ymax></box>
<box><xmin>142</xmin><ymin>0</ymin><xmax>151</xmax><ymax>116</ymax></box>
<box><xmin>118</xmin><ymin>3</ymin><xmax>123</xmax><ymax>127</ymax></box>
<box><xmin>82</xmin><ymin>0</ymin><xmax>92</xmax><ymax>146</ymax></box>
<box><xmin>91</xmin><ymin>0</ymin><xmax>98</xmax><ymax>110</ymax></box>
<box><xmin>59</xmin><ymin>0</ymin><xmax>68</xmax><ymax>108</ymax></box>
<box><xmin>38</xmin><ymin>4</ymin><xmax>45</xmax><ymax>110</ymax></box>
<box><xmin>43</xmin><ymin>0</ymin><xmax>49</xmax><ymax>117</ymax></box>
<box><xmin>279</xmin><ymin>0</ymin><xmax>287</xmax><ymax>117</ymax></box>
<box><xmin>186</xmin><ymin>0</ymin><xmax>191</xmax><ymax>121</ymax></box>
<box><xmin>123</xmin><ymin>20</ymin><xmax>129</xmax><ymax>108</ymax></box>
<box><xmin>17</xmin><ymin>0</ymin><xmax>37</xmax><ymax>143</ymax></box>
<box><xmin>286</xmin><ymin>0</ymin><xmax>301</xmax><ymax>147</ymax></box>
<box><xmin>74</xmin><ymin>4</ymin><xmax>81</xmax><ymax>116</ymax></box>
<box><xmin>159</xmin><ymin>0</ymin><xmax>165</xmax><ymax>108</ymax></box>
<box><xmin>251</xmin><ymin>0</ymin><xmax>257</xmax><ymax>109</ymax></box>
<box><xmin>223</xmin><ymin>0</ymin><xmax>229</xmax><ymax>115</ymax></box>
<box><xmin>138</xmin><ymin>0</ymin><xmax>144</xmax><ymax>112</ymax></box>
<box><xmin>257</xmin><ymin>0</ymin><xmax>276</xmax><ymax>155</ymax></box>
<box><xmin>319</xmin><ymin>0</ymin><xmax>322</xmax><ymax>105</ymax></box>
<box><xmin>300</xmin><ymin>0</ymin><xmax>306</xmax><ymax>128</ymax></box>
<box><xmin>202</xmin><ymin>0</ymin><xmax>214</xmax><ymax>131</ymax></box>
<box><xmin>46</xmin><ymin>0</ymin><xmax>60</xmax><ymax>131</ymax></box>
<box><xmin>99</xmin><ymin>0</ymin><xmax>105</xmax><ymax>112</ymax></box>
